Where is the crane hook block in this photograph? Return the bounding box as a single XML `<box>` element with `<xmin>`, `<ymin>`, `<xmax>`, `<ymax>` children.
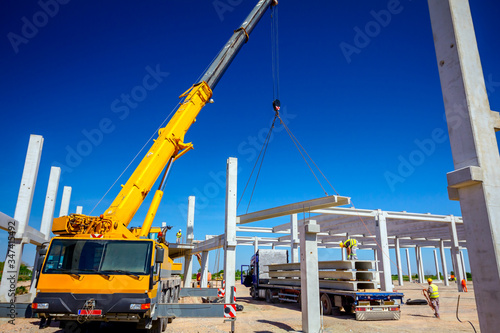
<box><xmin>273</xmin><ymin>99</ymin><xmax>281</xmax><ymax>113</ymax></box>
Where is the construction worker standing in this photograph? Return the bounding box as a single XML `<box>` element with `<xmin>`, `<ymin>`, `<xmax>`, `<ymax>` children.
<box><xmin>340</xmin><ymin>238</ymin><xmax>358</xmax><ymax>260</ymax></box>
<box><xmin>424</xmin><ymin>278</ymin><xmax>440</xmax><ymax>319</ymax></box>
<box><xmin>176</xmin><ymin>229</ymin><xmax>182</xmax><ymax>244</ymax></box>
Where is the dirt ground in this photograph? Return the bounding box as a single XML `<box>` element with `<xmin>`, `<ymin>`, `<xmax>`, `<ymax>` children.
<box><xmin>0</xmin><ymin>280</ymin><xmax>480</xmax><ymax>333</ymax></box>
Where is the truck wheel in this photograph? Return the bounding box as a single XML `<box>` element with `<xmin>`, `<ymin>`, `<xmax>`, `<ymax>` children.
<box><xmin>265</xmin><ymin>289</ymin><xmax>272</xmax><ymax>303</ymax></box>
<box><xmin>321</xmin><ymin>294</ymin><xmax>332</xmax><ymax>315</ymax></box>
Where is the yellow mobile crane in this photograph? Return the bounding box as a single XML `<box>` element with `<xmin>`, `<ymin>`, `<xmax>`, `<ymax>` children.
<box><xmin>33</xmin><ymin>1</ymin><xmax>278</xmax><ymax>332</ymax></box>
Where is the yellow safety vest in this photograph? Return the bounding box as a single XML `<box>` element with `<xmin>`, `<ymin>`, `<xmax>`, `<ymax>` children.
<box><xmin>429</xmin><ymin>284</ymin><xmax>439</xmax><ymax>298</ymax></box>
<box><xmin>176</xmin><ymin>232</ymin><xmax>182</xmax><ymax>238</ymax></box>
<box><xmin>345</xmin><ymin>238</ymin><xmax>357</xmax><ymax>248</ymax></box>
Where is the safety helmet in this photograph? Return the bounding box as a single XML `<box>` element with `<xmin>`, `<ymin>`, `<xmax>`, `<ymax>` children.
<box><xmin>339</xmin><ymin>241</ymin><xmax>344</xmax><ymax>248</ymax></box>
<box><xmin>427</xmin><ymin>278</ymin><xmax>433</xmax><ymax>283</ymax></box>
<box><xmin>179</xmin><ymin>229</ymin><xmax>181</xmax><ymax>232</ymax></box>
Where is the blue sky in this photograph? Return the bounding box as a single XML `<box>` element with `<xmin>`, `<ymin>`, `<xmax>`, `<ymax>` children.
<box><xmin>1</xmin><ymin>0</ymin><xmax>499</xmax><ymax>278</ymax></box>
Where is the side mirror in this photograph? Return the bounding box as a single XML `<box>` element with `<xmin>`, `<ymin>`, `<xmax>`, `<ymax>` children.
<box><xmin>155</xmin><ymin>247</ymin><xmax>164</xmax><ymax>264</ymax></box>
<box><xmin>39</xmin><ymin>247</ymin><xmax>47</xmax><ymax>256</ymax></box>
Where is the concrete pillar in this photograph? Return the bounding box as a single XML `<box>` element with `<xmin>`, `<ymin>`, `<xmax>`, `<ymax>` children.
<box><xmin>439</xmin><ymin>240</ymin><xmax>450</xmax><ymax>286</ymax></box>
<box><xmin>183</xmin><ymin>196</ymin><xmax>195</xmax><ymax>288</ymax></box>
<box><xmin>76</xmin><ymin>206</ymin><xmax>83</xmax><ymax>214</ymax></box>
<box><xmin>395</xmin><ymin>238</ymin><xmax>403</xmax><ymax>286</ymax></box>
<box><xmin>417</xmin><ymin>246</ymin><xmax>425</xmax><ymax>283</ymax></box>
<box><xmin>449</xmin><ymin>217</ymin><xmax>465</xmax><ymax>291</ymax></box>
<box><xmin>59</xmin><ymin>186</ymin><xmax>72</xmax><ymax>217</ymax></box>
<box><xmin>40</xmin><ymin>166</ymin><xmax>61</xmax><ymax>241</ymax></box>
<box><xmin>200</xmin><ymin>251</ymin><xmax>209</xmax><ymax>288</ymax></box>
<box><xmin>254</xmin><ymin>237</ymin><xmax>259</xmax><ymax>255</ymax></box>
<box><xmin>429</xmin><ymin>1</ymin><xmax>500</xmax><ymax>330</ymax></box>
<box><xmin>300</xmin><ymin>219</ymin><xmax>320</xmax><ymax>333</ymax></box>
<box><xmin>373</xmin><ymin>249</ymin><xmax>379</xmax><ymax>271</ymax></box>
<box><xmin>341</xmin><ymin>247</ymin><xmax>346</xmax><ymax>260</ymax></box>
<box><xmin>460</xmin><ymin>250</ymin><xmax>467</xmax><ymax>280</ymax></box>
<box><xmin>290</xmin><ymin>214</ymin><xmax>299</xmax><ymax>263</ymax></box>
<box><xmin>415</xmin><ymin>247</ymin><xmax>422</xmax><ymax>283</ymax></box>
<box><xmin>223</xmin><ymin>157</ymin><xmax>237</xmax><ymax>304</ymax></box>
<box><xmin>0</xmin><ymin>135</ymin><xmax>43</xmax><ymax>302</ymax></box>
<box><xmin>375</xmin><ymin>211</ymin><xmax>392</xmax><ymax>292</ymax></box>
<box><xmin>433</xmin><ymin>249</ymin><xmax>441</xmax><ymax>282</ymax></box>
<box><xmin>406</xmin><ymin>248</ymin><xmax>412</xmax><ymax>282</ymax></box>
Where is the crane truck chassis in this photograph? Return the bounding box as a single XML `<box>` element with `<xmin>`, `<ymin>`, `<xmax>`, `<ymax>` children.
<box><xmin>31</xmin><ymin>0</ymin><xmax>278</xmax><ymax>332</ymax></box>
<box><xmin>241</xmin><ymin>249</ymin><xmax>404</xmax><ymax>321</ymax></box>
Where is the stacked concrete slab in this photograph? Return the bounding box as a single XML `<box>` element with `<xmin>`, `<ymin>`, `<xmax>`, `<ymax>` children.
<box><xmin>267</xmin><ymin>260</ymin><xmax>378</xmax><ymax>291</ymax></box>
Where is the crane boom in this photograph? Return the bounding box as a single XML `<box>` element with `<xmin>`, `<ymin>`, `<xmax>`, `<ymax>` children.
<box><xmin>52</xmin><ymin>0</ymin><xmax>277</xmax><ymax>237</ymax></box>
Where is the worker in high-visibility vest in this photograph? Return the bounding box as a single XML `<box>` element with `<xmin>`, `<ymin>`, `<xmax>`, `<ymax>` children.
<box><xmin>339</xmin><ymin>238</ymin><xmax>358</xmax><ymax>260</ymax></box>
<box><xmin>424</xmin><ymin>278</ymin><xmax>440</xmax><ymax>319</ymax></box>
<box><xmin>176</xmin><ymin>229</ymin><xmax>182</xmax><ymax>244</ymax></box>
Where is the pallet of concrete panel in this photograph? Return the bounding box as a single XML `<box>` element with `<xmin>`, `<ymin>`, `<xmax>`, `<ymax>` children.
<box><xmin>268</xmin><ymin>260</ymin><xmax>375</xmax><ymax>272</ymax></box>
<box><xmin>268</xmin><ymin>269</ymin><xmax>377</xmax><ymax>281</ymax></box>
<box><xmin>268</xmin><ymin>278</ymin><xmax>377</xmax><ymax>291</ymax></box>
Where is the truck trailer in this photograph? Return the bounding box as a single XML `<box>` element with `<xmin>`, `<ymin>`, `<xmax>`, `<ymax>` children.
<box><xmin>241</xmin><ymin>249</ymin><xmax>404</xmax><ymax>321</ymax></box>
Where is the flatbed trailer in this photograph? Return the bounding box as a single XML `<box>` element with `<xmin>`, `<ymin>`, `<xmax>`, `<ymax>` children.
<box><xmin>241</xmin><ymin>249</ymin><xmax>404</xmax><ymax>321</ymax></box>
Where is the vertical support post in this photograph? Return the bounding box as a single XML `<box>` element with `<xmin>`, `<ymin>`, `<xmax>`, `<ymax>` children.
<box><xmin>406</xmin><ymin>248</ymin><xmax>412</xmax><ymax>283</ymax></box>
<box><xmin>290</xmin><ymin>214</ymin><xmax>299</xmax><ymax>263</ymax></box>
<box><xmin>449</xmin><ymin>217</ymin><xmax>465</xmax><ymax>291</ymax></box>
<box><xmin>223</xmin><ymin>157</ymin><xmax>237</xmax><ymax>304</ymax></box>
<box><xmin>0</xmin><ymin>135</ymin><xmax>43</xmax><ymax>302</ymax></box>
<box><xmin>40</xmin><ymin>166</ymin><xmax>61</xmax><ymax>241</ymax></box>
<box><xmin>253</xmin><ymin>237</ymin><xmax>259</xmax><ymax>255</ymax></box>
<box><xmin>440</xmin><ymin>240</ymin><xmax>450</xmax><ymax>286</ymax></box>
<box><xmin>373</xmin><ymin>249</ymin><xmax>379</xmax><ymax>271</ymax></box>
<box><xmin>300</xmin><ymin>219</ymin><xmax>320</xmax><ymax>333</ymax></box>
<box><xmin>183</xmin><ymin>196</ymin><xmax>196</xmax><ymax>288</ymax></box>
<box><xmin>428</xmin><ymin>1</ymin><xmax>500</xmax><ymax>330</ymax></box>
<box><xmin>375</xmin><ymin>211</ymin><xmax>392</xmax><ymax>291</ymax></box>
<box><xmin>415</xmin><ymin>247</ymin><xmax>421</xmax><ymax>283</ymax></box>
<box><xmin>76</xmin><ymin>206</ymin><xmax>83</xmax><ymax>214</ymax></box>
<box><xmin>417</xmin><ymin>246</ymin><xmax>425</xmax><ymax>283</ymax></box>
<box><xmin>460</xmin><ymin>250</ymin><xmax>467</xmax><ymax>280</ymax></box>
<box><xmin>395</xmin><ymin>237</ymin><xmax>403</xmax><ymax>286</ymax></box>
<box><xmin>59</xmin><ymin>186</ymin><xmax>72</xmax><ymax>217</ymax></box>
<box><xmin>200</xmin><ymin>251</ymin><xmax>209</xmax><ymax>288</ymax></box>
<box><xmin>433</xmin><ymin>249</ymin><xmax>441</xmax><ymax>282</ymax></box>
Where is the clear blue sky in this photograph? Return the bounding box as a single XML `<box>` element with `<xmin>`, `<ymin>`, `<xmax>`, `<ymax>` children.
<box><xmin>1</xmin><ymin>0</ymin><xmax>499</xmax><ymax>278</ymax></box>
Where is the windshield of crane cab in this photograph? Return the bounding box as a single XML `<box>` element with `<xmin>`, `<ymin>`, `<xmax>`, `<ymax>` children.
<box><xmin>42</xmin><ymin>239</ymin><xmax>153</xmax><ymax>275</ymax></box>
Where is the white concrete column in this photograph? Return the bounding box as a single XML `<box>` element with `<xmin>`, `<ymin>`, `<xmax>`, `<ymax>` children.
<box><xmin>183</xmin><ymin>196</ymin><xmax>196</xmax><ymax>288</ymax></box>
<box><xmin>300</xmin><ymin>219</ymin><xmax>320</xmax><ymax>333</ymax></box>
<box><xmin>59</xmin><ymin>186</ymin><xmax>72</xmax><ymax>217</ymax></box>
<box><xmin>439</xmin><ymin>240</ymin><xmax>450</xmax><ymax>286</ymax></box>
<box><xmin>341</xmin><ymin>247</ymin><xmax>346</xmax><ymax>260</ymax></box>
<box><xmin>200</xmin><ymin>251</ymin><xmax>209</xmax><ymax>288</ymax></box>
<box><xmin>429</xmin><ymin>1</ymin><xmax>500</xmax><ymax>330</ymax></box>
<box><xmin>373</xmin><ymin>249</ymin><xmax>379</xmax><ymax>271</ymax></box>
<box><xmin>449</xmin><ymin>217</ymin><xmax>465</xmax><ymax>291</ymax></box>
<box><xmin>433</xmin><ymin>249</ymin><xmax>441</xmax><ymax>282</ymax></box>
<box><xmin>375</xmin><ymin>211</ymin><xmax>392</xmax><ymax>291</ymax></box>
<box><xmin>76</xmin><ymin>206</ymin><xmax>83</xmax><ymax>214</ymax></box>
<box><xmin>406</xmin><ymin>248</ymin><xmax>412</xmax><ymax>283</ymax></box>
<box><xmin>417</xmin><ymin>246</ymin><xmax>425</xmax><ymax>283</ymax></box>
<box><xmin>415</xmin><ymin>247</ymin><xmax>422</xmax><ymax>283</ymax></box>
<box><xmin>395</xmin><ymin>238</ymin><xmax>403</xmax><ymax>286</ymax></box>
<box><xmin>460</xmin><ymin>250</ymin><xmax>467</xmax><ymax>281</ymax></box>
<box><xmin>254</xmin><ymin>236</ymin><xmax>259</xmax><ymax>255</ymax></box>
<box><xmin>0</xmin><ymin>135</ymin><xmax>43</xmax><ymax>302</ymax></box>
<box><xmin>223</xmin><ymin>157</ymin><xmax>237</xmax><ymax>304</ymax></box>
<box><xmin>290</xmin><ymin>214</ymin><xmax>299</xmax><ymax>263</ymax></box>
<box><xmin>40</xmin><ymin>166</ymin><xmax>61</xmax><ymax>241</ymax></box>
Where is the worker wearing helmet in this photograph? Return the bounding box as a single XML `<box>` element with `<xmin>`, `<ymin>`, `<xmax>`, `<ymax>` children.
<box><xmin>424</xmin><ymin>278</ymin><xmax>440</xmax><ymax>319</ymax></box>
<box><xmin>339</xmin><ymin>238</ymin><xmax>358</xmax><ymax>260</ymax></box>
<box><xmin>176</xmin><ymin>229</ymin><xmax>182</xmax><ymax>244</ymax></box>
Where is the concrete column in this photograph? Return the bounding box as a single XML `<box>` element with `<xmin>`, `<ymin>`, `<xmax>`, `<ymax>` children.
<box><xmin>290</xmin><ymin>214</ymin><xmax>299</xmax><ymax>263</ymax></box>
<box><xmin>415</xmin><ymin>247</ymin><xmax>422</xmax><ymax>283</ymax></box>
<box><xmin>59</xmin><ymin>186</ymin><xmax>72</xmax><ymax>217</ymax></box>
<box><xmin>417</xmin><ymin>246</ymin><xmax>425</xmax><ymax>283</ymax></box>
<box><xmin>254</xmin><ymin>237</ymin><xmax>259</xmax><ymax>255</ymax></box>
<box><xmin>395</xmin><ymin>238</ymin><xmax>403</xmax><ymax>286</ymax></box>
<box><xmin>200</xmin><ymin>251</ymin><xmax>209</xmax><ymax>288</ymax></box>
<box><xmin>460</xmin><ymin>250</ymin><xmax>467</xmax><ymax>280</ymax></box>
<box><xmin>429</xmin><ymin>1</ymin><xmax>500</xmax><ymax>330</ymax></box>
<box><xmin>0</xmin><ymin>135</ymin><xmax>43</xmax><ymax>302</ymax></box>
<box><xmin>76</xmin><ymin>206</ymin><xmax>83</xmax><ymax>214</ymax></box>
<box><xmin>300</xmin><ymin>219</ymin><xmax>320</xmax><ymax>333</ymax></box>
<box><xmin>439</xmin><ymin>240</ymin><xmax>450</xmax><ymax>286</ymax></box>
<box><xmin>373</xmin><ymin>249</ymin><xmax>379</xmax><ymax>271</ymax></box>
<box><xmin>449</xmin><ymin>217</ymin><xmax>465</xmax><ymax>291</ymax></box>
<box><xmin>406</xmin><ymin>248</ymin><xmax>412</xmax><ymax>282</ymax></box>
<box><xmin>341</xmin><ymin>247</ymin><xmax>346</xmax><ymax>260</ymax></box>
<box><xmin>433</xmin><ymin>249</ymin><xmax>441</xmax><ymax>282</ymax></box>
<box><xmin>183</xmin><ymin>196</ymin><xmax>196</xmax><ymax>288</ymax></box>
<box><xmin>375</xmin><ymin>211</ymin><xmax>392</xmax><ymax>291</ymax></box>
<box><xmin>40</xmin><ymin>166</ymin><xmax>61</xmax><ymax>241</ymax></box>
<box><xmin>223</xmin><ymin>157</ymin><xmax>237</xmax><ymax>304</ymax></box>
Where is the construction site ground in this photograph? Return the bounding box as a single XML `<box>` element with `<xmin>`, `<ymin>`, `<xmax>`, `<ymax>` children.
<box><xmin>0</xmin><ymin>280</ymin><xmax>479</xmax><ymax>332</ymax></box>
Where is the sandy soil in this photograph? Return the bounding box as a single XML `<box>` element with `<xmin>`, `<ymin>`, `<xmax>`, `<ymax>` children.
<box><xmin>0</xmin><ymin>280</ymin><xmax>480</xmax><ymax>333</ymax></box>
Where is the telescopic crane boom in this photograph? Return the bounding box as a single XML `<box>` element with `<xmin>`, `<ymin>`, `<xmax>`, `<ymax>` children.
<box><xmin>52</xmin><ymin>0</ymin><xmax>278</xmax><ymax>238</ymax></box>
